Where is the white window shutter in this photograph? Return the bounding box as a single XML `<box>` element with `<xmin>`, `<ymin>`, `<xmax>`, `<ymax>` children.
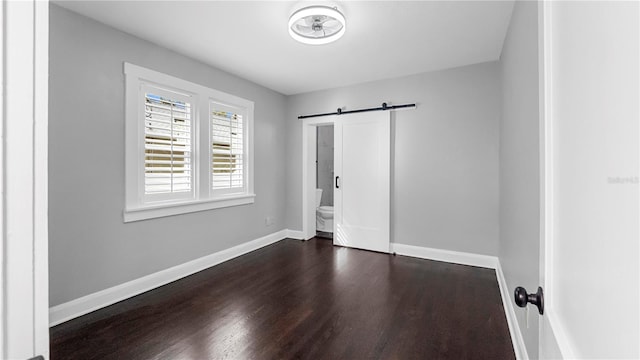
<box><xmin>143</xmin><ymin>91</ymin><xmax>193</xmax><ymax>198</ymax></box>
<box><xmin>211</xmin><ymin>105</ymin><xmax>244</xmax><ymax>192</ymax></box>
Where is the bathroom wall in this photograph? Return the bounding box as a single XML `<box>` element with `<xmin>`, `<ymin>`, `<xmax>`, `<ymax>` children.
<box><xmin>285</xmin><ymin>62</ymin><xmax>501</xmax><ymax>256</ymax></box>
<box><xmin>316</xmin><ymin>126</ymin><xmax>334</xmax><ymax>206</ymax></box>
<box><xmin>49</xmin><ymin>5</ymin><xmax>287</xmax><ymax>307</ymax></box>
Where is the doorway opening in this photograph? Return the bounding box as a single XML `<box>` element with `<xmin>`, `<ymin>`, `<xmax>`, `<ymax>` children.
<box><xmin>315</xmin><ymin>125</ymin><xmax>334</xmax><ymax>240</ymax></box>
<box><xmin>302</xmin><ymin>117</ymin><xmax>335</xmax><ymax>240</ymax></box>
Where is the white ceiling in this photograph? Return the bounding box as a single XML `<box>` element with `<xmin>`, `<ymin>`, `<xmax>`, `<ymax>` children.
<box><xmin>55</xmin><ymin>1</ymin><xmax>514</xmax><ymax>95</ymax></box>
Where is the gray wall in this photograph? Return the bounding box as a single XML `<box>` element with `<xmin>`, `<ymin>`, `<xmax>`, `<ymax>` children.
<box><xmin>49</xmin><ymin>5</ymin><xmax>287</xmax><ymax>306</ymax></box>
<box><xmin>286</xmin><ymin>63</ymin><xmax>501</xmax><ymax>256</ymax></box>
<box><xmin>316</xmin><ymin>126</ymin><xmax>334</xmax><ymax>206</ymax></box>
<box><xmin>498</xmin><ymin>1</ymin><xmax>540</xmax><ymax>358</ymax></box>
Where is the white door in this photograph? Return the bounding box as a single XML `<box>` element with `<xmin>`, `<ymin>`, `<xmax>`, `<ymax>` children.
<box><xmin>539</xmin><ymin>2</ymin><xmax>639</xmax><ymax>358</ymax></box>
<box><xmin>334</xmin><ymin>111</ymin><xmax>390</xmax><ymax>253</ymax></box>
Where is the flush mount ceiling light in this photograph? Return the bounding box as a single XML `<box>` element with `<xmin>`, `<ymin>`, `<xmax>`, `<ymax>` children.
<box><xmin>288</xmin><ymin>5</ymin><xmax>346</xmax><ymax>45</ymax></box>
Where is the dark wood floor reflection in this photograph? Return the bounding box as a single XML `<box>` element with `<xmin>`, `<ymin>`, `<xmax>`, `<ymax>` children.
<box><xmin>50</xmin><ymin>238</ymin><xmax>514</xmax><ymax>359</ymax></box>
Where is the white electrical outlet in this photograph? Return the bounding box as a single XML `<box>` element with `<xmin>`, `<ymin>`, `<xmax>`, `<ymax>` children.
<box><xmin>265</xmin><ymin>216</ymin><xmax>274</xmax><ymax>226</ymax></box>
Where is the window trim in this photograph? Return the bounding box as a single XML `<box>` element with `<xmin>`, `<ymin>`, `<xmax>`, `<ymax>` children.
<box><xmin>124</xmin><ymin>63</ymin><xmax>255</xmax><ymax>222</ymax></box>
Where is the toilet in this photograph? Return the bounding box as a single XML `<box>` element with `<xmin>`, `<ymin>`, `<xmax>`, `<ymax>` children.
<box><xmin>316</xmin><ymin>189</ymin><xmax>334</xmax><ymax>233</ymax></box>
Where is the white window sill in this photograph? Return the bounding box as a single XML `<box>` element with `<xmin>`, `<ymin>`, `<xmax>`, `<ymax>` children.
<box><xmin>124</xmin><ymin>193</ymin><xmax>256</xmax><ymax>223</ymax></box>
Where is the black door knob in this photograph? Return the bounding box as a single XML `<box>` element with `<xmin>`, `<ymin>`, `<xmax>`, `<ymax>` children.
<box><xmin>514</xmin><ymin>286</ymin><xmax>544</xmax><ymax>315</ymax></box>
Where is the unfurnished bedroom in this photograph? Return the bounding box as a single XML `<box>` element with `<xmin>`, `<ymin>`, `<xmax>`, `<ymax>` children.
<box><xmin>1</xmin><ymin>1</ymin><xmax>638</xmax><ymax>359</ymax></box>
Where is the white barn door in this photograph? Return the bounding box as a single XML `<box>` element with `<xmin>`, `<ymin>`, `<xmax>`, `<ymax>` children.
<box><xmin>334</xmin><ymin>111</ymin><xmax>390</xmax><ymax>253</ymax></box>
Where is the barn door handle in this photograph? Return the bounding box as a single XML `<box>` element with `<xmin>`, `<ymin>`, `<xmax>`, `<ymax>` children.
<box><xmin>514</xmin><ymin>286</ymin><xmax>544</xmax><ymax>315</ymax></box>
<box><xmin>335</xmin><ymin>176</ymin><xmax>340</xmax><ymax>189</ymax></box>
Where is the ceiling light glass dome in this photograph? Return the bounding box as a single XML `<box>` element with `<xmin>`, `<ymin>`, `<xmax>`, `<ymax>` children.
<box><xmin>288</xmin><ymin>5</ymin><xmax>346</xmax><ymax>45</ymax></box>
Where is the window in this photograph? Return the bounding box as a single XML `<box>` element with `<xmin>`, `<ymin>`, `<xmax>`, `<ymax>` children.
<box><xmin>124</xmin><ymin>63</ymin><xmax>254</xmax><ymax>222</ymax></box>
<box><xmin>143</xmin><ymin>89</ymin><xmax>194</xmax><ymax>201</ymax></box>
<box><xmin>210</xmin><ymin>104</ymin><xmax>245</xmax><ymax>193</ymax></box>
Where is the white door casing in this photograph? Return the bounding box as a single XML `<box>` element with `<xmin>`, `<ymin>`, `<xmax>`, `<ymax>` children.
<box><xmin>2</xmin><ymin>0</ymin><xmax>50</xmax><ymax>359</ymax></box>
<box><xmin>539</xmin><ymin>1</ymin><xmax>639</xmax><ymax>359</ymax></box>
<box><xmin>334</xmin><ymin>111</ymin><xmax>391</xmax><ymax>253</ymax></box>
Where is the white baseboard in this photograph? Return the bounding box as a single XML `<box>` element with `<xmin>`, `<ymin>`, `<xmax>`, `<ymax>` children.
<box><xmin>390</xmin><ymin>243</ymin><xmax>498</xmax><ymax>269</ymax></box>
<box><xmin>49</xmin><ymin>229</ymin><xmax>289</xmax><ymax>327</ymax></box>
<box><xmin>286</xmin><ymin>229</ymin><xmax>305</xmax><ymax>240</ymax></box>
<box><xmin>496</xmin><ymin>260</ymin><xmax>529</xmax><ymax>360</ymax></box>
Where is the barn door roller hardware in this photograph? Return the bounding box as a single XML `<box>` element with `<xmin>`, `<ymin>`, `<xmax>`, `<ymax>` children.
<box><xmin>298</xmin><ymin>102</ymin><xmax>416</xmax><ymax>119</ymax></box>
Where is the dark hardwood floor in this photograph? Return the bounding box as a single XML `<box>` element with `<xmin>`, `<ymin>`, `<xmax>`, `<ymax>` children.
<box><xmin>50</xmin><ymin>238</ymin><xmax>514</xmax><ymax>359</ymax></box>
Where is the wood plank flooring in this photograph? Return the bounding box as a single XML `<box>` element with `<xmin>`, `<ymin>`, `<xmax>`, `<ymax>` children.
<box><xmin>50</xmin><ymin>238</ymin><xmax>515</xmax><ymax>359</ymax></box>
